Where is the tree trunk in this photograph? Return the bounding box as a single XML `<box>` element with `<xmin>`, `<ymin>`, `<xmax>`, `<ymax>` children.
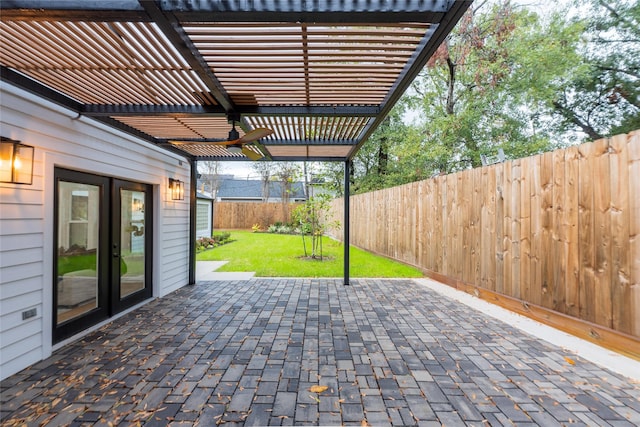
<box><xmin>446</xmin><ymin>56</ymin><xmax>456</xmax><ymax>115</ymax></box>
<box><xmin>377</xmin><ymin>136</ymin><xmax>388</xmax><ymax>176</ymax></box>
<box><xmin>552</xmin><ymin>100</ymin><xmax>603</xmax><ymax>140</ymax></box>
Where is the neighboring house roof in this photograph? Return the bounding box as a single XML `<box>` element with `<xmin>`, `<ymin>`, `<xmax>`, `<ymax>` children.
<box><xmin>216</xmin><ymin>179</ymin><xmax>306</xmax><ymax>200</ymax></box>
<box><xmin>197</xmin><ymin>192</ymin><xmax>213</xmax><ymax>200</ymax></box>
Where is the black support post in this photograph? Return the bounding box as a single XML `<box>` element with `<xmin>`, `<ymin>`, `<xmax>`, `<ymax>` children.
<box><xmin>189</xmin><ymin>159</ymin><xmax>197</xmax><ymax>285</ymax></box>
<box><xmin>344</xmin><ymin>160</ymin><xmax>350</xmax><ymax>286</ymax></box>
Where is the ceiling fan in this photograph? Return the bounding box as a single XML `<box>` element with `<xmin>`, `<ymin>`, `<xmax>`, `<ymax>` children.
<box><xmin>220</xmin><ymin>121</ymin><xmax>273</xmax><ymax>160</ymax></box>
<box><xmin>171</xmin><ymin>121</ymin><xmax>273</xmax><ymax>160</ymax></box>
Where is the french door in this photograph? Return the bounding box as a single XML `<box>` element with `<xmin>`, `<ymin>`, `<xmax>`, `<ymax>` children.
<box><xmin>53</xmin><ymin>168</ymin><xmax>152</xmax><ymax>343</ymax></box>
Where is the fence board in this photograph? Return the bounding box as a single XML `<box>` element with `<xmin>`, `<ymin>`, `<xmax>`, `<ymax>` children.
<box><xmin>565</xmin><ymin>145</ymin><xmax>580</xmax><ymax>318</ymax></box>
<box><xmin>530</xmin><ymin>155</ymin><xmax>543</xmax><ymax>306</ymax></box>
<box><xmin>495</xmin><ymin>163</ymin><xmax>505</xmax><ymax>294</ymax></box>
<box><xmin>510</xmin><ymin>160</ymin><xmax>521</xmax><ymax>300</ymax></box>
<box><xmin>552</xmin><ymin>149</ymin><xmax>567</xmax><ymax>314</ymax></box>
<box><xmin>594</xmin><ymin>138</ymin><xmax>612</xmax><ymax>328</ymax></box>
<box><xmin>471</xmin><ymin>168</ymin><xmax>482</xmax><ymax>287</ymax></box>
<box><xmin>578</xmin><ymin>141</ymin><xmax>596</xmax><ymax>323</ymax></box>
<box><xmin>461</xmin><ymin>170</ymin><xmax>473</xmax><ymax>283</ymax></box>
<box><xmin>541</xmin><ymin>151</ymin><xmax>554</xmax><ymax>310</ymax></box>
<box><xmin>520</xmin><ymin>158</ymin><xmax>531</xmax><ymax>302</ymax></box>
<box><xmin>610</xmin><ymin>133</ymin><xmax>631</xmax><ymax>334</ymax></box>
<box><xmin>629</xmin><ymin>131</ymin><xmax>640</xmax><ymax>337</ymax></box>
<box><xmin>434</xmin><ymin>176</ymin><xmax>444</xmax><ymax>272</ymax></box>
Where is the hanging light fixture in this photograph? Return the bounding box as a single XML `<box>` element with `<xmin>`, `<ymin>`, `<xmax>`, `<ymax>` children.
<box><xmin>168</xmin><ymin>178</ymin><xmax>184</xmax><ymax>200</ymax></box>
<box><xmin>0</xmin><ymin>137</ymin><xmax>34</xmax><ymax>185</ymax></box>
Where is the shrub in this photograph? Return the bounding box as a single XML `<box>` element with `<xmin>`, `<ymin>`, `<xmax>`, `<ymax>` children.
<box><xmin>196</xmin><ymin>232</ymin><xmax>233</xmax><ymax>252</ymax></box>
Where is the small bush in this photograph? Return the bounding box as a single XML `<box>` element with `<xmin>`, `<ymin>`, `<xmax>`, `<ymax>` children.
<box><xmin>196</xmin><ymin>232</ymin><xmax>233</xmax><ymax>252</ymax></box>
<box><xmin>267</xmin><ymin>223</ymin><xmax>295</xmax><ymax>234</ymax></box>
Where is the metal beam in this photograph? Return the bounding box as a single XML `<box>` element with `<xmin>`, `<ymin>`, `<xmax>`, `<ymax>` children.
<box><xmin>82</xmin><ymin>104</ymin><xmax>227</xmax><ymax>117</ymax></box>
<box><xmin>343</xmin><ymin>160</ymin><xmax>351</xmax><ymax>286</ymax></box>
<box><xmin>262</xmin><ymin>139</ymin><xmax>358</xmax><ymax>146</ymax></box>
<box><xmin>81</xmin><ymin>104</ymin><xmax>379</xmax><ymax>117</ymax></box>
<box><xmin>162</xmin><ymin>0</ymin><xmax>450</xmax><ymax>23</ymax></box>
<box><xmin>192</xmin><ymin>155</ymin><xmax>351</xmax><ymax>162</ymax></box>
<box><xmin>188</xmin><ymin>158</ymin><xmax>197</xmax><ymax>285</ymax></box>
<box><xmin>140</xmin><ymin>0</ymin><xmax>236</xmax><ymax>113</ymax></box>
<box><xmin>241</xmin><ymin>105</ymin><xmax>380</xmax><ymax>117</ymax></box>
<box><xmin>2</xmin><ymin>0</ymin><xmax>452</xmax><ymax>23</ymax></box>
<box><xmin>0</xmin><ymin>0</ymin><xmax>148</xmax><ymax>21</ymax></box>
<box><xmin>1</xmin><ymin>65</ymin><xmax>84</xmax><ymax>113</ymax></box>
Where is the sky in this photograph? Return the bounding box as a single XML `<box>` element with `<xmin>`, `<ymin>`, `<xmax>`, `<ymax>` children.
<box><xmin>221</xmin><ymin>161</ymin><xmax>260</xmax><ymax>179</ymax></box>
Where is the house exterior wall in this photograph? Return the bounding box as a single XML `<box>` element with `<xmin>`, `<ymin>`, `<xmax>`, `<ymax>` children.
<box><xmin>196</xmin><ymin>199</ymin><xmax>212</xmax><ymax>238</ymax></box>
<box><xmin>0</xmin><ymin>83</ymin><xmax>191</xmax><ymax>380</ymax></box>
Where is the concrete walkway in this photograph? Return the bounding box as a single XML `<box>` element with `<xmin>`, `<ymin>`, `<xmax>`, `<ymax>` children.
<box><xmin>1</xmin><ymin>278</ymin><xmax>639</xmax><ymax>426</ymax></box>
<box><xmin>196</xmin><ymin>260</ymin><xmax>255</xmax><ymax>281</ymax></box>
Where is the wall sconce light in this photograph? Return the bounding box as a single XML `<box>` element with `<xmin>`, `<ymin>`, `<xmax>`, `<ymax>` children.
<box><xmin>132</xmin><ymin>198</ymin><xmax>144</xmax><ymax>212</ymax></box>
<box><xmin>1</xmin><ymin>137</ymin><xmax>34</xmax><ymax>185</ymax></box>
<box><xmin>168</xmin><ymin>178</ymin><xmax>184</xmax><ymax>200</ymax></box>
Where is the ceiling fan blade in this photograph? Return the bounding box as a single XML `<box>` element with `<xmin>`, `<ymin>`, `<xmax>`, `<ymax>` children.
<box><xmin>238</xmin><ymin>128</ymin><xmax>273</xmax><ymax>144</ymax></box>
<box><xmin>169</xmin><ymin>128</ymin><xmax>273</xmax><ymax>147</ymax></box>
<box><xmin>242</xmin><ymin>145</ymin><xmax>264</xmax><ymax>160</ymax></box>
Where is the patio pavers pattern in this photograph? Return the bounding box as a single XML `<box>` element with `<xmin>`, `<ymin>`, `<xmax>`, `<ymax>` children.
<box><xmin>1</xmin><ymin>279</ymin><xmax>639</xmax><ymax>426</ymax></box>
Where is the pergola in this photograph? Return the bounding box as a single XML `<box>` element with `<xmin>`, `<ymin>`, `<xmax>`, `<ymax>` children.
<box><xmin>0</xmin><ymin>0</ymin><xmax>471</xmax><ymax>284</ymax></box>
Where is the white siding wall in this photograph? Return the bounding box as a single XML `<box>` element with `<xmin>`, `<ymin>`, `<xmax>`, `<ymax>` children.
<box><xmin>0</xmin><ymin>84</ymin><xmax>191</xmax><ymax>380</ymax></box>
<box><xmin>196</xmin><ymin>199</ymin><xmax>213</xmax><ymax>238</ymax></box>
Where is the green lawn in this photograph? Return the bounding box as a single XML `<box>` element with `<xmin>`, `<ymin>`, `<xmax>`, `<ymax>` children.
<box><xmin>197</xmin><ymin>231</ymin><xmax>423</xmax><ymax>278</ymax></box>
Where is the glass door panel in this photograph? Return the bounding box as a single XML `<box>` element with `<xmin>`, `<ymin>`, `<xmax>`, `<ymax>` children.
<box><xmin>54</xmin><ymin>168</ymin><xmax>109</xmax><ymax>343</ymax></box>
<box><xmin>120</xmin><ymin>189</ymin><xmax>146</xmax><ymax>298</ymax></box>
<box><xmin>112</xmin><ymin>179</ymin><xmax>152</xmax><ymax>311</ymax></box>
<box><xmin>56</xmin><ymin>182</ymin><xmax>100</xmax><ymax>324</ymax></box>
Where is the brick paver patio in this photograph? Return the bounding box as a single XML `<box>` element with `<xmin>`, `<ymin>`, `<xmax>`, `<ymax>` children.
<box><xmin>1</xmin><ymin>279</ymin><xmax>639</xmax><ymax>426</ymax></box>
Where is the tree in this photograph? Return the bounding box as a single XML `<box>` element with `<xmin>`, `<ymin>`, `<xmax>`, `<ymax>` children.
<box><xmin>292</xmin><ymin>193</ymin><xmax>339</xmax><ymax>260</ymax></box>
<box><xmin>556</xmin><ymin>0</ymin><xmax>640</xmax><ymax>138</ymax></box>
<box><xmin>407</xmin><ymin>1</ymin><xmax>585</xmax><ymax>172</ymax></box>
<box><xmin>197</xmin><ymin>161</ymin><xmax>224</xmax><ymax>198</ymax></box>
<box><xmin>251</xmin><ymin>162</ymin><xmax>274</xmax><ymax>202</ymax></box>
<box><xmin>272</xmin><ymin>162</ymin><xmax>301</xmax><ymax>222</ymax></box>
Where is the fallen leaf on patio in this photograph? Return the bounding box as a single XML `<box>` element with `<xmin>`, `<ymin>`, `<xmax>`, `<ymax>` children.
<box><xmin>564</xmin><ymin>357</ymin><xmax>576</xmax><ymax>365</ymax></box>
<box><xmin>309</xmin><ymin>385</ymin><xmax>329</xmax><ymax>393</ymax></box>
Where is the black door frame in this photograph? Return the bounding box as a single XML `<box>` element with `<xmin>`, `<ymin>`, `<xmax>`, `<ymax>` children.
<box><xmin>111</xmin><ymin>178</ymin><xmax>153</xmax><ymax>313</ymax></box>
<box><xmin>53</xmin><ymin>168</ymin><xmax>153</xmax><ymax>343</ymax></box>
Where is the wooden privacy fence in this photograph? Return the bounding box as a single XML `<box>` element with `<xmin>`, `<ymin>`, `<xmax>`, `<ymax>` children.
<box><xmin>214</xmin><ymin>202</ymin><xmax>297</xmax><ymax>229</ymax></box>
<box><xmin>330</xmin><ymin>130</ymin><xmax>640</xmax><ymax>352</ymax></box>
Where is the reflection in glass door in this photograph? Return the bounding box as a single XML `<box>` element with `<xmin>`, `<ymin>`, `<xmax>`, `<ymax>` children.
<box><xmin>54</xmin><ymin>170</ymin><xmax>109</xmax><ymax>341</ymax></box>
<box><xmin>120</xmin><ymin>189</ymin><xmax>145</xmax><ymax>297</ymax></box>
<box><xmin>54</xmin><ymin>169</ymin><xmax>152</xmax><ymax>343</ymax></box>
<box><xmin>114</xmin><ymin>180</ymin><xmax>152</xmax><ymax>310</ymax></box>
<box><xmin>56</xmin><ymin>182</ymin><xmax>100</xmax><ymax>323</ymax></box>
